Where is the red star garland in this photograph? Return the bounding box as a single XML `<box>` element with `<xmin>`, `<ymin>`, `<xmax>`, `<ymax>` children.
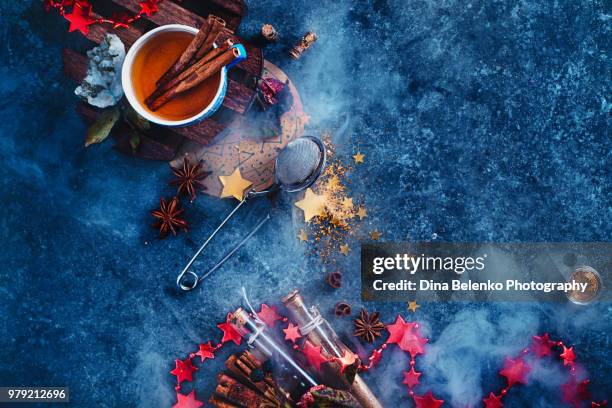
<box><xmin>337</xmin><ymin>350</ymin><xmax>358</xmax><ymax>373</ymax></box>
<box><xmin>172</xmin><ymin>390</ymin><xmax>203</xmax><ymax>408</ymax></box>
<box><xmin>217</xmin><ymin>314</ymin><xmax>242</xmax><ymax>345</ymax></box>
<box><xmin>195</xmin><ymin>342</ymin><xmax>216</xmax><ymax>362</ymax></box>
<box><xmin>386</xmin><ymin>315</ymin><xmax>428</xmax><ymax>357</ymax></box>
<box><xmin>283</xmin><ymin>322</ymin><xmax>302</xmax><ymax>343</ymax></box>
<box><xmin>560</xmin><ymin>345</ymin><xmax>576</xmax><ymax>367</ymax></box>
<box><xmin>414</xmin><ymin>391</ymin><xmax>444</xmax><ymax>408</ymax></box>
<box><xmin>44</xmin><ymin>0</ymin><xmax>163</xmax><ymax>35</ymax></box>
<box><xmin>170</xmin><ymin>358</ymin><xmax>197</xmax><ymax>384</ymax></box>
<box><xmin>402</xmin><ymin>366</ymin><xmax>421</xmax><ymax>389</ymax></box>
<box><xmin>499</xmin><ymin>357</ymin><xmax>531</xmax><ymax>387</ymax></box>
<box><xmin>302</xmin><ymin>340</ymin><xmax>329</xmax><ymax>371</ymax></box>
<box><xmin>483</xmin><ymin>392</ymin><xmax>503</xmax><ymax>408</ymax></box>
<box><xmin>257</xmin><ymin>304</ymin><xmax>282</xmax><ymax>328</ymax></box>
<box><xmin>531</xmin><ymin>333</ymin><xmax>554</xmax><ymax>357</ymax></box>
<box><xmin>169</xmin><ymin>311</ymin><xmax>605</xmax><ymax>408</ymax></box>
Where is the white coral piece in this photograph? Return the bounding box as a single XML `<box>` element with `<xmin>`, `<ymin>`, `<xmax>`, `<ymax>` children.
<box><xmin>75</xmin><ymin>34</ymin><xmax>126</xmax><ymax>108</ymax></box>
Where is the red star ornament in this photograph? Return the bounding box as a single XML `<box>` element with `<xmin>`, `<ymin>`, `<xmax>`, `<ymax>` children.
<box><xmin>531</xmin><ymin>333</ymin><xmax>554</xmax><ymax>358</ymax></box>
<box><xmin>283</xmin><ymin>322</ymin><xmax>302</xmax><ymax>343</ymax></box>
<box><xmin>368</xmin><ymin>348</ymin><xmax>383</xmax><ymax>368</ymax></box>
<box><xmin>499</xmin><ymin>357</ymin><xmax>530</xmax><ymax>387</ymax></box>
<box><xmin>257</xmin><ymin>304</ymin><xmax>282</xmax><ymax>328</ymax></box>
<box><xmin>170</xmin><ymin>358</ymin><xmax>197</xmax><ymax>384</ymax></box>
<box><xmin>561</xmin><ymin>378</ymin><xmax>591</xmax><ymax>407</ymax></box>
<box><xmin>337</xmin><ymin>350</ymin><xmax>358</xmax><ymax>373</ymax></box>
<box><xmin>302</xmin><ymin>341</ymin><xmax>329</xmax><ymax>371</ymax></box>
<box><xmin>414</xmin><ymin>391</ymin><xmax>444</xmax><ymax>408</ymax></box>
<box><xmin>65</xmin><ymin>2</ymin><xmax>94</xmax><ymax>35</ymax></box>
<box><xmin>139</xmin><ymin>0</ymin><xmax>159</xmax><ymax>16</ymax></box>
<box><xmin>195</xmin><ymin>341</ymin><xmax>215</xmax><ymax>362</ymax></box>
<box><xmin>560</xmin><ymin>345</ymin><xmax>576</xmax><ymax>366</ymax></box>
<box><xmin>172</xmin><ymin>390</ymin><xmax>204</xmax><ymax>408</ymax></box>
<box><xmin>402</xmin><ymin>366</ymin><xmax>421</xmax><ymax>389</ymax></box>
<box><xmin>386</xmin><ymin>316</ymin><xmax>428</xmax><ymax>357</ymax></box>
<box><xmin>217</xmin><ymin>314</ymin><xmax>242</xmax><ymax>345</ymax></box>
<box><xmin>483</xmin><ymin>392</ymin><xmax>503</xmax><ymax>408</ymax></box>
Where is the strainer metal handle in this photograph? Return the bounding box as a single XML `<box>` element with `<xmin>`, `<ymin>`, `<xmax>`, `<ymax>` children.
<box><xmin>176</xmin><ymin>190</ymin><xmax>270</xmax><ymax>291</ymax></box>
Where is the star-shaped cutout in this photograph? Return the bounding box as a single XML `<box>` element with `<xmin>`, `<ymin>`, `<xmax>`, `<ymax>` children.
<box><xmin>298</xmin><ymin>229</ymin><xmax>308</xmax><ymax>242</ymax></box>
<box><xmin>217</xmin><ymin>314</ymin><xmax>242</xmax><ymax>345</ymax></box>
<box><xmin>295</xmin><ymin>188</ymin><xmax>326</xmax><ymax>221</ymax></box>
<box><xmin>499</xmin><ymin>357</ymin><xmax>530</xmax><ymax>387</ymax></box>
<box><xmin>561</xmin><ymin>378</ymin><xmax>591</xmax><ymax>407</ymax></box>
<box><xmin>414</xmin><ymin>391</ymin><xmax>444</xmax><ymax>408</ymax></box>
<box><xmin>170</xmin><ymin>358</ymin><xmax>197</xmax><ymax>384</ymax></box>
<box><xmin>302</xmin><ymin>341</ymin><xmax>329</xmax><ymax>371</ymax></box>
<box><xmin>560</xmin><ymin>345</ymin><xmax>576</xmax><ymax>366</ymax></box>
<box><xmin>340</xmin><ymin>244</ymin><xmax>350</xmax><ymax>256</ymax></box>
<box><xmin>283</xmin><ymin>322</ymin><xmax>302</xmax><ymax>343</ymax></box>
<box><xmin>139</xmin><ymin>0</ymin><xmax>159</xmax><ymax>16</ymax></box>
<box><xmin>402</xmin><ymin>366</ymin><xmax>421</xmax><ymax>389</ymax></box>
<box><xmin>219</xmin><ymin>167</ymin><xmax>252</xmax><ymax>201</ymax></box>
<box><xmin>172</xmin><ymin>390</ymin><xmax>203</xmax><ymax>408</ymax></box>
<box><xmin>65</xmin><ymin>2</ymin><xmax>94</xmax><ymax>35</ymax></box>
<box><xmin>337</xmin><ymin>350</ymin><xmax>358</xmax><ymax>373</ymax></box>
<box><xmin>356</xmin><ymin>207</ymin><xmax>367</xmax><ymax>220</ymax></box>
<box><xmin>257</xmin><ymin>304</ymin><xmax>282</xmax><ymax>328</ymax></box>
<box><xmin>408</xmin><ymin>301</ymin><xmax>419</xmax><ymax>313</ymax></box>
<box><xmin>195</xmin><ymin>342</ymin><xmax>215</xmax><ymax>362</ymax></box>
<box><xmin>386</xmin><ymin>315</ymin><xmax>428</xmax><ymax>357</ymax></box>
<box><xmin>353</xmin><ymin>152</ymin><xmax>365</xmax><ymax>164</ymax></box>
<box><xmin>483</xmin><ymin>392</ymin><xmax>503</xmax><ymax>408</ymax></box>
<box><xmin>370</xmin><ymin>230</ymin><xmax>382</xmax><ymax>240</ymax></box>
<box><xmin>368</xmin><ymin>348</ymin><xmax>383</xmax><ymax>368</ymax></box>
<box><xmin>342</xmin><ymin>197</ymin><xmax>353</xmax><ymax>210</ymax></box>
<box><xmin>531</xmin><ymin>333</ymin><xmax>554</xmax><ymax>358</ymax></box>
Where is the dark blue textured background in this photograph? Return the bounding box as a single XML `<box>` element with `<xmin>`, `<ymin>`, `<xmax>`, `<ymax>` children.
<box><xmin>0</xmin><ymin>0</ymin><xmax>610</xmax><ymax>406</ymax></box>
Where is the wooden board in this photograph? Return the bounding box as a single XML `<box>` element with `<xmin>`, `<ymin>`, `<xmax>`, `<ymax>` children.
<box><xmin>63</xmin><ymin>0</ymin><xmax>263</xmax><ymax>161</ymax></box>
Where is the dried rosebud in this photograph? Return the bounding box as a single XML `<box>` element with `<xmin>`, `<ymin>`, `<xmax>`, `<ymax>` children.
<box><xmin>326</xmin><ymin>271</ymin><xmax>342</xmax><ymax>289</ymax></box>
<box><xmin>334</xmin><ymin>302</ymin><xmax>351</xmax><ymax>317</ymax></box>
<box><xmin>259</xmin><ymin>77</ymin><xmax>286</xmax><ymax>107</ymax></box>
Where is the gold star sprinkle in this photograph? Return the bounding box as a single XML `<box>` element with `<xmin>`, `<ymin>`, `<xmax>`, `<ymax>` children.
<box><xmin>340</xmin><ymin>244</ymin><xmax>350</xmax><ymax>256</ymax></box>
<box><xmin>370</xmin><ymin>230</ymin><xmax>382</xmax><ymax>240</ymax></box>
<box><xmin>408</xmin><ymin>301</ymin><xmax>420</xmax><ymax>313</ymax></box>
<box><xmin>356</xmin><ymin>207</ymin><xmax>367</xmax><ymax>220</ymax></box>
<box><xmin>353</xmin><ymin>152</ymin><xmax>365</xmax><ymax>164</ymax></box>
<box><xmin>342</xmin><ymin>197</ymin><xmax>354</xmax><ymax>210</ymax></box>
<box><xmin>219</xmin><ymin>167</ymin><xmax>252</xmax><ymax>201</ymax></box>
<box><xmin>295</xmin><ymin>188</ymin><xmax>327</xmax><ymax>222</ymax></box>
<box><xmin>298</xmin><ymin>229</ymin><xmax>308</xmax><ymax>242</ymax></box>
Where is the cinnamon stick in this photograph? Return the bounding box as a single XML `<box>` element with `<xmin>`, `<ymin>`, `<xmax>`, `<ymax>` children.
<box><xmin>148</xmin><ymin>47</ymin><xmax>240</xmax><ymax>111</ymax></box>
<box><xmin>145</xmin><ymin>39</ymin><xmax>233</xmax><ymax>106</ymax></box>
<box><xmin>193</xmin><ymin>15</ymin><xmax>226</xmax><ymax>61</ymax></box>
<box><xmin>156</xmin><ymin>16</ymin><xmax>214</xmax><ymax>87</ymax></box>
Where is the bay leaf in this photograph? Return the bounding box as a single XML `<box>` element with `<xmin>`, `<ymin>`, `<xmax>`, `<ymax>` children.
<box><xmin>85</xmin><ymin>106</ymin><xmax>120</xmax><ymax>147</ymax></box>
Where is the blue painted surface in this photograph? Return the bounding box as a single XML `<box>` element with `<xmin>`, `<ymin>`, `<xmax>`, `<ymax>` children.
<box><xmin>0</xmin><ymin>0</ymin><xmax>610</xmax><ymax>407</ymax></box>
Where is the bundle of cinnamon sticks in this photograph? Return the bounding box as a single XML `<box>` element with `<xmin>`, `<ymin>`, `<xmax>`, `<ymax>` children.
<box><xmin>146</xmin><ymin>15</ymin><xmax>239</xmax><ymax>111</ymax></box>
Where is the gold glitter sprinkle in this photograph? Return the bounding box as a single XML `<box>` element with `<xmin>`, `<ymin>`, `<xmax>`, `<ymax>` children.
<box><xmin>356</xmin><ymin>207</ymin><xmax>367</xmax><ymax>220</ymax></box>
<box><xmin>408</xmin><ymin>301</ymin><xmax>419</xmax><ymax>313</ymax></box>
<box><xmin>353</xmin><ymin>152</ymin><xmax>365</xmax><ymax>164</ymax></box>
<box><xmin>340</xmin><ymin>244</ymin><xmax>350</xmax><ymax>256</ymax></box>
<box><xmin>370</xmin><ymin>230</ymin><xmax>382</xmax><ymax>240</ymax></box>
<box><xmin>298</xmin><ymin>229</ymin><xmax>308</xmax><ymax>242</ymax></box>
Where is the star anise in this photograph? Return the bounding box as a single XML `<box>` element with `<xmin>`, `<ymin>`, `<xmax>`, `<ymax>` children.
<box><xmin>151</xmin><ymin>196</ymin><xmax>188</xmax><ymax>238</ymax></box>
<box><xmin>170</xmin><ymin>158</ymin><xmax>209</xmax><ymax>202</ymax></box>
<box><xmin>353</xmin><ymin>308</ymin><xmax>385</xmax><ymax>343</ymax></box>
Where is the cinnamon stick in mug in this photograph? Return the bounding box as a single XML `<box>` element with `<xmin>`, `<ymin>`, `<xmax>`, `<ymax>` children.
<box><xmin>148</xmin><ymin>47</ymin><xmax>240</xmax><ymax>111</ymax></box>
<box><xmin>155</xmin><ymin>15</ymin><xmax>226</xmax><ymax>87</ymax></box>
<box><xmin>145</xmin><ymin>39</ymin><xmax>233</xmax><ymax>106</ymax></box>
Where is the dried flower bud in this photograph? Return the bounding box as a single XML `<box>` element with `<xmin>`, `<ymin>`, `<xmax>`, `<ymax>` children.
<box><xmin>334</xmin><ymin>301</ymin><xmax>351</xmax><ymax>317</ymax></box>
<box><xmin>261</xmin><ymin>24</ymin><xmax>278</xmax><ymax>41</ymax></box>
<box><xmin>326</xmin><ymin>271</ymin><xmax>343</xmax><ymax>289</ymax></box>
<box><xmin>289</xmin><ymin>31</ymin><xmax>318</xmax><ymax>60</ymax></box>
